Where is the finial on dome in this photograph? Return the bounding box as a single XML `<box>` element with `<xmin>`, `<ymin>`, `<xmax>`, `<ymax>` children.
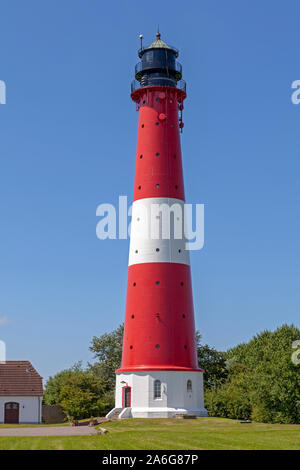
<box><xmin>156</xmin><ymin>25</ymin><xmax>161</xmax><ymax>40</ymax></box>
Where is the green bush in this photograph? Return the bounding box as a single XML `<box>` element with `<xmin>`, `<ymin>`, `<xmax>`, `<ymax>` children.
<box><xmin>44</xmin><ymin>364</ymin><xmax>110</xmax><ymax>419</ymax></box>
<box><xmin>205</xmin><ymin>325</ymin><xmax>300</xmax><ymax>424</ymax></box>
<box><xmin>205</xmin><ymin>383</ymin><xmax>251</xmax><ymax>420</ymax></box>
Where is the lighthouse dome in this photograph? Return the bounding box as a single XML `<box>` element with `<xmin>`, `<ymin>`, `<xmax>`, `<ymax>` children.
<box><xmin>138</xmin><ymin>32</ymin><xmax>179</xmax><ymax>58</ymax></box>
<box><xmin>147</xmin><ymin>37</ymin><xmax>171</xmax><ymax>49</ymax></box>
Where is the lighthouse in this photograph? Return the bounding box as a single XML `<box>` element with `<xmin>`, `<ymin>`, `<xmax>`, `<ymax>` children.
<box><xmin>107</xmin><ymin>33</ymin><xmax>207</xmax><ymax>419</ymax></box>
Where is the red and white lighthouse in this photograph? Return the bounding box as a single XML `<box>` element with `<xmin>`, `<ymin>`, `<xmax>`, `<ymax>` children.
<box><xmin>107</xmin><ymin>33</ymin><xmax>207</xmax><ymax>419</ymax></box>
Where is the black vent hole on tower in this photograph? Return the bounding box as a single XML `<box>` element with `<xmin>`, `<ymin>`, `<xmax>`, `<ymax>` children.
<box><xmin>130</xmin><ymin>345</ymin><xmax>133</xmax><ymax>350</ymax></box>
<box><xmin>133</xmin><ymin>282</ymin><xmax>136</xmax><ymax>287</ymax></box>
<box><xmin>178</xmin><ymin>249</ymin><xmax>181</xmax><ymax>253</ymax></box>
<box><xmin>173</xmin><ymin>154</ymin><xmax>176</xmax><ymax>159</ymax></box>
<box><xmin>131</xmin><ymin>315</ymin><xmax>135</xmax><ymax>319</ymax></box>
<box><xmin>156</xmin><ymin>122</ymin><xmax>159</xmax><ymax>126</ymax></box>
<box><xmin>156</xmin><ymin>248</ymin><xmax>160</xmax><ymax>252</ymax></box>
<box><xmin>175</xmin><ymin>185</ymin><xmax>178</xmax><ymax>189</ymax></box>
<box><xmin>156</xmin><ymin>281</ymin><xmax>160</xmax><ymax>285</ymax></box>
<box><xmin>184</xmin><ymin>345</ymin><xmax>187</xmax><ymax>349</ymax></box>
<box><xmin>182</xmin><ymin>314</ymin><xmax>186</xmax><ymax>318</ymax></box>
<box><xmin>138</xmin><ymin>185</ymin><xmax>141</xmax><ymax>190</ymax></box>
<box><xmin>155</xmin><ymin>344</ymin><xmax>160</xmax><ymax>349</ymax></box>
<box><xmin>140</xmin><ymin>154</ymin><xmax>143</xmax><ymax>159</ymax></box>
<box><xmin>156</xmin><ymin>152</ymin><xmax>160</xmax><ymax>157</ymax></box>
<box><xmin>135</xmin><ymin>250</ymin><xmax>138</xmax><ymax>254</ymax></box>
<box><xmin>180</xmin><ymin>282</ymin><xmax>184</xmax><ymax>286</ymax></box>
<box><xmin>141</xmin><ymin>124</ymin><xmax>144</xmax><ymax>128</ymax></box>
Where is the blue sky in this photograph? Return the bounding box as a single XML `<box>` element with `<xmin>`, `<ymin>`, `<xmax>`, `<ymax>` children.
<box><xmin>0</xmin><ymin>0</ymin><xmax>299</xmax><ymax>382</ymax></box>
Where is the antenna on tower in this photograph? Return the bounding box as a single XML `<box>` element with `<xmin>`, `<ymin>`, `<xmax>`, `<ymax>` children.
<box><xmin>139</xmin><ymin>34</ymin><xmax>143</xmax><ymax>50</ymax></box>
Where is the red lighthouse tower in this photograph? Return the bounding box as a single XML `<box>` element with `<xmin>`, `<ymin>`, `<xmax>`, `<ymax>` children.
<box><xmin>108</xmin><ymin>33</ymin><xmax>207</xmax><ymax>419</ymax></box>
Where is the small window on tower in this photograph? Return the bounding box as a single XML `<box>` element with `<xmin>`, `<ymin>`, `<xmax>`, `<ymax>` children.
<box><xmin>187</xmin><ymin>380</ymin><xmax>192</xmax><ymax>392</ymax></box>
<box><xmin>154</xmin><ymin>379</ymin><xmax>162</xmax><ymax>399</ymax></box>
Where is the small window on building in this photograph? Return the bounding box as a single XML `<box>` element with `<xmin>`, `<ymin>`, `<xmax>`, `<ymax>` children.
<box><xmin>187</xmin><ymin>380</ymin><xmax>192</xmax><ymax>392</ymax></box>
<box><xmin>154</xmin><ymin>379</ymin><xmax>162</xmax><ymax>399</ymax></box>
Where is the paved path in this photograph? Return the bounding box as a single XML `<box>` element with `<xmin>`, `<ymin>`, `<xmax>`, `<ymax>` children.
<box><xmin>0</xmin><ymin>426</ymin><xmax>99</xmax><ymax>436</ymax></box>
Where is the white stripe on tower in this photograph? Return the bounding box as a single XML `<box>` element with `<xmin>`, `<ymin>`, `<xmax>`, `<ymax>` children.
<box><xmin>129</xmin><ymin>197</ymin><xmax>190</xmax><ymax>266</ymax></box>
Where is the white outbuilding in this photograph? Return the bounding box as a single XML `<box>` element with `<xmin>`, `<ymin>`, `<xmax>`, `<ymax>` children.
<box><xmin>0</xmin><ymin>361</ymin><xmax>43</xmax><ymax>424</ymax></box>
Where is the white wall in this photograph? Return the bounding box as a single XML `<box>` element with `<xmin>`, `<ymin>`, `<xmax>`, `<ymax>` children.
<box><xmin>115</xmin><ymin>371</ymin><xmax>207</xmax><ymax>418</ymax></box>
<box><xmin>0</xmin><ymin>396</ymin><xmax>42</xmax><ymax>424</ymax></box>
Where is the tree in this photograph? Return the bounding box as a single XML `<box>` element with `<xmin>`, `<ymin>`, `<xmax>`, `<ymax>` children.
<box><xmin>89</xmin><ymin>324</ymin><xmax>124</xmax><ymax>389</ymax></box>
<box><xmin>196</xmin><ymin>331</ymin><xmax>228</xmax><ymax>390</ymax></box>
<box><xmin>43</xmin><ymin>362</ymin><xmax>83</xmax><ymax>406</ymax></box>
<box><xmin>205</xmin><ymin>362</ymin><xmax>252</xmax><ymax>420</ymax></box>
<box><xmin>205</xmin><ymin>324</ymin><xmax>300</xmax><ymax>424</ymax></box>
<box><xmin>44</xmin><ymin>363</ymin><xmax>113</xmax><ymax>419</ymax></box>
<box><xmin>58</xmin><ymin>371</ymin><xmax>106</xmax><ymax>419</ymax></box>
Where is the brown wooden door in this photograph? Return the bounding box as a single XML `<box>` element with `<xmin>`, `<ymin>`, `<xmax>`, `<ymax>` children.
<box><xmin>123</xmin><ymin>387</ymin><xmax>131</xmax><ymax>407</ymax></box>
<box><xmin>4</xmin><ymin>402</ymin><xmax>19</xmax><ymax>424</ymax></box>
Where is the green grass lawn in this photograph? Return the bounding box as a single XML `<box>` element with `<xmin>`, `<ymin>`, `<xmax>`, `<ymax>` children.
<box><xmin>0</xmin><ymin>417</ymin><xmax>299</xmax><ymax>450</ymax></box>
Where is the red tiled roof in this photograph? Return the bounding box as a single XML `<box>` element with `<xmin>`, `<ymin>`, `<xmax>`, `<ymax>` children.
<box><xmin>0</xmin><ymin>361</ymin><xmax>43</xmax><ymax>396</ymax></box>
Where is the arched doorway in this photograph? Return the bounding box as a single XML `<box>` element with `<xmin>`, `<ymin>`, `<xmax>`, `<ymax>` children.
<box><xmin>4</xmin><ymin>402</ymin><xmax>19</xmax><ymax>424</ymax></box>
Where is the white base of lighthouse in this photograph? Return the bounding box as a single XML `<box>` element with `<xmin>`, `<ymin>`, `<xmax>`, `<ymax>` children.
<box><xmin>106</xmin><ymin>370</ymin><xmax>207</xmax><ymax>419</ymax></box>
